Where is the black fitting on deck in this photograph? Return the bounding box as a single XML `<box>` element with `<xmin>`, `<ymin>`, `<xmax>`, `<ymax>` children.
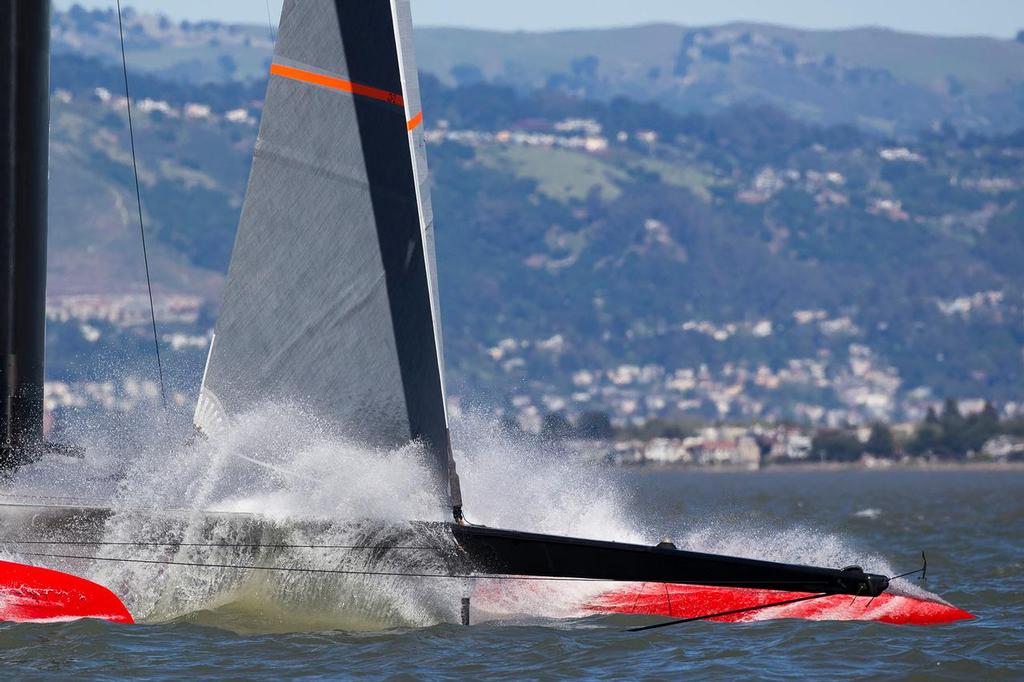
<box><xmin>838</xmin><ymin>567</ymin><xmax>890</xmax><ymax>597</ymax></box>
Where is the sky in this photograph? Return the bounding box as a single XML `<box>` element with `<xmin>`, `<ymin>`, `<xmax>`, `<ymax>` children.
<box><xmin>54</xmin><ymin>0</ymin><xmax>1024</xmax><ymax>39</ymax></box>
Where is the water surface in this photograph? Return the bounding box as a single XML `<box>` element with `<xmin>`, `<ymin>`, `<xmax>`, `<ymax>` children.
<box><xmin>2</xmin><ymin>469</ymin><xmax>1021</xmax><ymax>680</ymax></box>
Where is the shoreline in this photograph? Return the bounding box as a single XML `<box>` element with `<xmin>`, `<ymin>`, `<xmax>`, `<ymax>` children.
<box><xmin>620</xmin><ymin>460</ymin><xmax>1024</xmax><ymax>473</ymax></box>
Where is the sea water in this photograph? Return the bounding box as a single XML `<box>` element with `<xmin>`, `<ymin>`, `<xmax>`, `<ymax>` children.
<box><xmin>1</xmin><ymin>410</ymin><xmax>1021</xmax><ymax>678</ymax></box>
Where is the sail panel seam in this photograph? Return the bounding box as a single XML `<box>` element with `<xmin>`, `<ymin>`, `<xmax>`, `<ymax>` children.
<box><xmin>253</xmin><ymin>144</ymin><xmax>417</xmax><ymax>200</ymax></box>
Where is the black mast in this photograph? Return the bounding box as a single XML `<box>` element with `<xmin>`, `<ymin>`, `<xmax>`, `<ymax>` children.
<box><xmin>1</xmin><ymin>0</ymin><xmax>50</xmax><ymax>468</ymax></box>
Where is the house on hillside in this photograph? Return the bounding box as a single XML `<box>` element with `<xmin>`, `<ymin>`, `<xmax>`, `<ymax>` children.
<box><xmin>693</xmin><ymin>436</ymin><xmax>760</xmax><ymax>469</ymax></box>
<box><xmin>643</xmin><ymin>438</ymin><xmax>693</xmax><ymax>465</ymax></box>
<box><xmin>982</xmin><ymin>435</ymin><xmax>1024</xmax><ymax>460</ymax></box>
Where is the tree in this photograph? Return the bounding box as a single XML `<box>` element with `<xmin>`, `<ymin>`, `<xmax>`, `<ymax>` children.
<box><xmin>960</xmin><ymin>401</ymin><xmax>1001</xmax><ymax>454</ymax></box>
<box><xmin>1002</xmin><ymin>417</ymin><xmax>1024</xmax><ymax>437</ymax></box>
<box><xmin>450</xmin><ymin>63</ymin><xmax>484</xmax><ymax>87</ymax></box>
<box><xmin>908</xmin><ymin>422</ymin><xmax>943</xmax><ymax>456</ymax></box>
<box><xmin>980</xmin><ymin>401</ymin><xmax>1000</xmax><ymax>426</ymax></box>
<box><xmin>575</xmin><ymin>411</ymin><xmax>613</xmax><ymax>440</ymax></box>
<box><xmin>571</xmin><ymin>55</ymin><xmax>600</xmax><ymax>79</ymax></box>
<box><xmin>940</xmin><ymin>398</ymin><xmax>963</xmax><ymax>431</ymax></box>
<box><xmin>865</xmin><ymin>423</ymin><xmax>896</xmax><ymax>458</ymax></box>
<box><xmin>938</xmin><ymin>398</ymin><xmax>966</xmax><ymax>456</ymax></box>
<box><xmin>540</xmin><ymin>412</ymin><xmax>573</xmax><ymax>441</ymax></box>
<box><xmin>811</xmin><ymin>429</ymin><xmax>862</xmax><ymax>462</ymax></box>
<box><xmin>217</xmin><ymin>53</ymin><xmax>237</xmax><ymax>77</ymax></box>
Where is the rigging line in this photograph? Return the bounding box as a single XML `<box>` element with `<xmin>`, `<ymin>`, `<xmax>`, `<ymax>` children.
<box><xmin>14</xmin><ymin>552</ymin><xmax>861</xmax><ymax>588</ymax></box>
<box><xmin>264</xmin><ymin>0</ymin><xmax>276</xmax><ymax>43</ymax></box>
<box><xmin>627</xmin><ymin>592</ymin><xmax>833</xmax><ymax>633</ymax></box>
<box><xmin>890</xmin><ymin>552</ymin><xmax>928</xmax><ymax>581</ymax></box>
<box><xmin>629</xmin><ymin>582</ymin><xmax>645</xmax><ymax>614</ymax></box>
<box><xmin>2</xmin><ymin>539</ymin><xmax>445</xmax><ymax>551</ymax></box>
<box><xmin>116</xmin><ymin>0</ymin><xmax>167</xmax><ymax>409</ymax></box>
<box><xmin>18</xmin><ymin>551</ymin><xmax>612</xmax><ymax>582</ymax></box>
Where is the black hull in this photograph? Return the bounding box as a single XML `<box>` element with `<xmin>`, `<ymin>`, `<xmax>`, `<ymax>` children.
<box><xmin>451</xmin><ymin>524</ymin><xmax>889</xmax><ymax>597</ymax></box>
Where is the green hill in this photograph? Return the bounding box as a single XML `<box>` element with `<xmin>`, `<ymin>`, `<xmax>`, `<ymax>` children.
<box><xmin>53</xmin><ymin>7</ymin><xmax>1024</xmax><ymax>134</ymax></box>
<box><xmin>40</xmin><ymin>13</ymin><xmax>1024</xmax><ymax>424</ymax></box>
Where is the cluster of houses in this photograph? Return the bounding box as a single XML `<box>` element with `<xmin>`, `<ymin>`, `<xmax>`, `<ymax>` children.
<box><xmin>600</xmin><ymin>425</ymin><xmax>810</xmax><ymax>469</ymax></box>
<box><xmin>499</xmin><ymin>336</ymin><xmax>909</xmax><ymax>429</ymax></box>
<box><xmin>591</xmin><ymin>422</ymin><xmax>1024</xmax><ymax>469</ymax></box>
<box><xmin>46</xmin><ymin>294</ymin><xmax>204</xmax><ymax>327</ymax></box>
<box><xmin>423</xmin><ymin>117</ymin><xmax>662</xmax><ymax>155</ymax></box>
<box><xmin>55</xmin><ymin>87</ymin><xmax>258</xmax><ymax>127</ymax></box>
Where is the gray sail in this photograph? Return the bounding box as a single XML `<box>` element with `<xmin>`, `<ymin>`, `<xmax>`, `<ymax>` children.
<box><xmin>195</xmin><ymin>0</ymin><xmax>460</xmax><ymax>510</ymax></box>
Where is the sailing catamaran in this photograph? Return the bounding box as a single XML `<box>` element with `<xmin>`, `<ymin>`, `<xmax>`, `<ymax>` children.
<box><xmin>188</xmin><ymin>0</ymin><xmax>891</xmax><ymax>598</ymax></box>
<box><xmin>1</xmin><ymin>0</ymin><xmax>970</xmax><ymax>626</ymax></box>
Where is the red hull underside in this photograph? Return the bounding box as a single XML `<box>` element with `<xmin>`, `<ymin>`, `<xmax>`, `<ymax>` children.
<box><xmin>585</xmin><ymin>583</ymin><xmax>973</xmax><ymax>625</ymax></box>
<box><xmin>0</xmin><ymin>561</ymin><xmax>133</xmax><ymax>624</ymax></box>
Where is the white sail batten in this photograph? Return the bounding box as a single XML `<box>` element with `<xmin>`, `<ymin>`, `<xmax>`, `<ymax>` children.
<box><xmin>195</xmin><ymin>0</ymin><xmax>459</xmax><ymax>510</ymax></box>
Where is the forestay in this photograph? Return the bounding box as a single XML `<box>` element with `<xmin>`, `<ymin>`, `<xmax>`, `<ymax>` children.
<box><xmin>195</xmin><ymin>0</ymin><xmax>461</xmax><ymax>512</ymax></box>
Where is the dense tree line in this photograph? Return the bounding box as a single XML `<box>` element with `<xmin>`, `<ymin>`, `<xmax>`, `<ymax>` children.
<box><xmin>811</xmin><ymin>400</ymin><xmax>1019</xmax><ymax>461</ymax></box>
<box><xmin>527</xmin><ymin>401</ymin><xmax>1022</xmax><ymax>462</ymax></box>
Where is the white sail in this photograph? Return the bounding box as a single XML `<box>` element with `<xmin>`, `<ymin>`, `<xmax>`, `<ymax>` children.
<box><xmin>196</xmin><ymin>0</ymin><xmax>460</xmax><ymax>509</ymax></box>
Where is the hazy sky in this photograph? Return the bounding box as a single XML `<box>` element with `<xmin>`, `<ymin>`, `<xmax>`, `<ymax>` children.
<box><xmin>54</xmin><ymin>1</ymin><xmax>1024</xmax><ymax>39</ymax></box>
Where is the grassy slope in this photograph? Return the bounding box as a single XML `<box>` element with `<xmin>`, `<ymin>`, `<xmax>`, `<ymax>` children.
<box><xmin>414</xmin><ymin>23</ymin><xmax>1024</xmax><ymax>91</ymax></box>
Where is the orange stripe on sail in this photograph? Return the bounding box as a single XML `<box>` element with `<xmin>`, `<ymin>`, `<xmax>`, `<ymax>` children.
<box><xmin>407</xmin><ymin>111</ymin><xmax>423</xmax><ymax>131</ymax></box>
<box><xmin>270</xmin><ymin>63</ymin><xmax>404</xmax><ymax>107</ymax></box>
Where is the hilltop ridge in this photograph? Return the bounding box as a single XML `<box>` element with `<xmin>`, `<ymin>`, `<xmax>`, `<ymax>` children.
<box><xmin>53</xmin><ymin>6</ymin><xmax>1024</xmax><ymax>134</ymax></box>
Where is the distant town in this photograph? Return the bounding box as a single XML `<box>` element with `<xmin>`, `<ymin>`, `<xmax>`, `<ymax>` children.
<box><xmin>42</xmin><ymin>292</ymin><xmax>1024</xmax><ymax>468</ymax></box>
<box><xmin>478</xmin><ymin>397</ymin><xmax>1024</xmax><ymax>468</ymax></box>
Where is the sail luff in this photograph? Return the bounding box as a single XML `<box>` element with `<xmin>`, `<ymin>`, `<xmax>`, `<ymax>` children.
<box><xmin>390</xmin><ymin>0</ymin><xmax>446</xmax><ymax>417</ymax></box>
<box><xmin>388</xmin><ymin>0</ymin><xmax>462</xmax><ymax>510</ymax></box>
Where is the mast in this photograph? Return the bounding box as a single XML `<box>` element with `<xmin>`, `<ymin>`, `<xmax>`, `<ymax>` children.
<box><xmin>0</xmin><ymin>0</ymin><xmax>50</xmax><ymax>469</ymax></box>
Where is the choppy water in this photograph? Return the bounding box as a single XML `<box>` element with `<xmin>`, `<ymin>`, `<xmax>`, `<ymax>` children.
<box><xmin>1</xmin><ymin>414</ymin><xmax>1022</xmax><ymax>679</ymax></box>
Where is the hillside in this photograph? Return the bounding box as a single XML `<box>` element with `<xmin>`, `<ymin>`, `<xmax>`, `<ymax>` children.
<box><xmin>53</xmin><ymin>6</ymin><xmax>1024</xmax><ymax>134</ymax></box>
<box><xmin>417</xmin><ymin>23</ymin><xmax>1024</xmax><ymax>133</ymax></box>
<box><xmin>40</xmin><ymin>9</ymin><xmax>1024</xmax><ymax>428</ymax></box>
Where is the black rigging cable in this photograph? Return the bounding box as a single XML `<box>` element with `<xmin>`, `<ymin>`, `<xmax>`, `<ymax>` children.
<box><xmin>7</xmin><ymin>543</ymin><xmax>857</xmax><ymax>587</ymax></box>
<box><xmin>2</xmin><ymin>538</ymin><xmax>444</xmax><ymax>551</ymax></box>
<box><xmin>116</xmin><ymin>0</ymin><xmax>167</xmax><ymax>409</ymax></box>
<box><xmin>626</xmin><ymin>553</ymin><xmax>930</xmax><ymax>632</ymax></box>
<box><xmin>891</xmin><ymin>553</ymin><xmax>928</xmax><ymax>582</ymax></box>
<box><xmin>265</xmin><ymin>0</ymin><xmax>276</xmax><ymax>43</ymax></box>
<box><xmin>627</xmin><ymin>592</ymin><xmax>833</xmax><ymax>632</ymax></box>
<box><xmin>16</xmin><ymin>550</ymin><xmax>610</xmax><ymax>583</ymax></box>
